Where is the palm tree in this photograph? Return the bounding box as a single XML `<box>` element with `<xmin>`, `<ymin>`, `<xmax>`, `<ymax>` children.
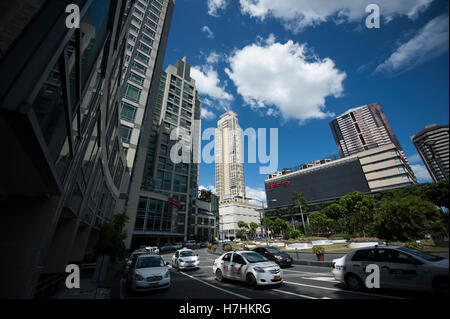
<box><xmin>292</xmin><ymin>192</ymin><xmax>308</xmax><ymax>234</ymax></box>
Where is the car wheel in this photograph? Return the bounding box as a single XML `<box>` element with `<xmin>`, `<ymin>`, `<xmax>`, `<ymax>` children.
<box><xmin>246</xmin><ymin>273</ymin><xmax>257</xmax><ymax>289</ymax></box>
<box><xmin>345</xmin><ymin>273</ymin><xmax>363</xmax><ymax>291</ymax></box>
<box><xmin>215</xmin><ymin>269</ymin><xmax>224</xmax><ymax>282</ymax></box>
<box><xmin>433</xmin><ymin>276</ymin><xmax>449</xmax><ymax>297</ymax></box>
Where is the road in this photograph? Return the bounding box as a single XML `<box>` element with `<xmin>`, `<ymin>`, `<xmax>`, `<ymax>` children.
<box><xmin>120</xmin><ymin>248</ymin><xmax>438</xmax><ymax>300</ymax></box>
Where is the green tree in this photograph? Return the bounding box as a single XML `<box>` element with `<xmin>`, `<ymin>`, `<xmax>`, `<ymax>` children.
<box><xmin>237</xmin><ymin>220</ymin><xmax>249</xmax><ymax>240</ymax></box>
<box><xmin>321</xmin><ymin>203</ymin><xmax>346</xmax><ymax>233</ymax></box>
<box><xmin>373</xmin><ymin>195</ymin><xmax>440</xmax><ymax>241</ymax></box>
<box><xmin>249</xmin><ymin>222</ymin><xmax>258</xmax><ymax>239</ymax></box>
<box><xmin>198</xmin><ymin>189</ymin><xmax>212</xmax><ymax>202</ymax></box>
<box><xmin>338</xmin><ymin>191</ymin><xmax>376</xmax><ymax>237</ymax></box>
<box><xmin>273</xmin><ymin>218</ymin><xmax>289</xmax><ymax>239</ymax></box>
<box><xmin>235</xmin><ymin>230</ymin><xmax>244</xmax><ymax>239</ymax></box>
<box><xmin>289</xmin><ymin>229</ymin><xmax>301</xmax><ymax>239</ymax></box>
<box><xmin>95</xmin><ymin>214</ymin><xmax>129</xmax><ymax>263</ymax></box>
<box><xmin>308</xmin><ymin>212</ymin><xmax>333</xmax><ymax>234</ymax></box>
<box><xmin>292</xmin><ymin>192</ymin><xmax>308</xmax><ymax>233</ymax></box>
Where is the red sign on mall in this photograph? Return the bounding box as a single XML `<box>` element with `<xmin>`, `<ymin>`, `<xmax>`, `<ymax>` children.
<box><xmin>266</xmin><ymin>179</ymin><xmax>291</xmax><ymax>192</ymax></box>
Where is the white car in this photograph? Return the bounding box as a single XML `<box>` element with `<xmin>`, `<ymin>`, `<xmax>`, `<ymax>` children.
<box><xmin>145</xmin><ymin>246</ymin><xmax>160</xmax><ymax>254</ymax></box>
<box><xmin>172</xmin><ymin>249</ymin><xmax>200</xmax><ymax>270</ymax></box>
<box><xmin>125</xmin><ymin>250</ymin><xmax>150</xmax><ymax>273</ymax></box>
<box><xmin>126</xmin><ymin>253</ymin><xmax>170</xmax><ymax>292</ymax></box>
<box><xmin>213</xmin><ymin>251</ymin><xmax>283</xmax><ymax>288</ymax></box>
<box><xmin>332</xmin><ymin>246</ymin><xmax>449</xmax><ymax>295</ymax></box>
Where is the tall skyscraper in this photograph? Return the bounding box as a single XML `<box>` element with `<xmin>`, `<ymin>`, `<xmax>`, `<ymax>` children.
<box><xmin>411</xmin><ymin>124</ymin><xmax>449</xmax><ymax>182</ymax></box>
<box><xmin>215</xmin><ymin>111</ymin><xmax>246</xmax><ymax>203</ymax></box>
<box><xmin>119</xmin><ymin>0</ymin><xmax>175</xmax><ymax>171</ymax></box>
<box><xmin>124</xmin><ymin>57</ymin><xmax>202</xmax><ymax>248</ymax></box>
<box><xmin>330</xmin><ymin>103</ymin><xmax>405</xmax><ymax>159</ymax></box>
<box><xmin>0</xmin><ymin>0</ymin><xmax>132</xmax><ymax>298</ymax></box>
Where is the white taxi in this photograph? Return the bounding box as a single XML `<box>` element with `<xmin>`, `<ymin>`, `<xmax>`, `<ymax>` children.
<box><xmin>126</xmin><ymin>253</ymin><xmax>170</xmax><ymax>292</ymax></box>
<box><xmin>332</xmin><ymin>246</ymin><xmax>448</xmax><ymax>295</ymax></box>
<box><xmin>171</xmin><ymin>248</ymin><xmax>200</xmax><ymax>270</ymax></box>
<box><xmin>213</xmin><ymin>251</ymin><xmax>283</xmax><ymax>288</ymax></box>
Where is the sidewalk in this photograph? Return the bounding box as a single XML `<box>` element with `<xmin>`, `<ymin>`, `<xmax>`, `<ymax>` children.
<box><xmin>53</xmin><ymin>261</ymin><xmax>125</xmax><ymax>299</ymax></box>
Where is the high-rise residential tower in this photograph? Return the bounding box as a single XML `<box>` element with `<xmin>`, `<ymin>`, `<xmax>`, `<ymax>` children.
<box><xmin>411</xmin><ymin>124</ymin><xmax>449</xmax><ymax>182</ymax></box>
<box><xmin>124</xmin><ymin>57</ymin><xmax>202</xmax><ymax>248</ymax></box>
<box><xmin>330</xmin><ymin>103</ymin><xmax>406</xmax><ymax>159</ymax></box>
<box><xmin>119</xmin><ymin>0</ymin><xmax>175</xmax><ymax>171</ymax></box>
<box><xmin>0</xmin><ymin>0</ymin><xmax>133</xmax><ymax>298</ymax></box>
<box><xmin>215</xmin><ymin>111</ymin><xmax>246</xmax><ymax>203</ymax></box>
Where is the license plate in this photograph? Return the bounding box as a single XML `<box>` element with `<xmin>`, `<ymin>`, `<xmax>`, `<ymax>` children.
<box><xmin>274</xmin><ymin>275</ymin><xmax>281</xmax><ymax>281</ymax></box>
<box><xmin>149</xmin><ymin>283</ymin><xmax>159</xmax><ymax>288</ymax></box>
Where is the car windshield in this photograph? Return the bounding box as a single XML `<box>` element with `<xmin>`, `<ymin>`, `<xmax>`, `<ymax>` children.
<box><xmin>136</xmin><ymin>256</ymin><xmax>164</xmax><ymax>268</ymax></box>
<box><xmin>266</xmin><ymin>247</ymin><xmax>281</xmax><ymax>254</ymax></box>
<box><xmin>241</xmin><ymin>252</ymin><xmax>268</xmax><ymax>263</ymax></box>
<box><xmin>397</xmin><ymin>247</ymin><xmax>444</xmax><ymax>261</ymax></box>
<box><xmin>180</xmin><ymin>251</ymin><xmax>195</xmax><ymax>257</ymax></box>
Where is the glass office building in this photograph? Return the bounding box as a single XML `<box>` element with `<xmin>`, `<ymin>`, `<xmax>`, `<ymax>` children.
<box><xmin>0</xmin><ymin>0</ymin><xmax>134</xmax><ymax>298</ymax></box>
<box><xmin>126</xmin><ymin>57</ymin><xmax>202</xmax><ymax>248</ymax></box>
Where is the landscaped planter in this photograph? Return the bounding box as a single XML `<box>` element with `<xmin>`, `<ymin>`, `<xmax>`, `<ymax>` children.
<box><xmin>285</xmin><ymin>243</ymin><xmax>313</xmax><ymax>250</ymax></box>
<box><xmin>311</xmin><ymin>240</ymin><xmax>333</xmax><ymax>246</ymax></box>
<box><xmin>316</xmin><ymin>254</ymin><xmax>325</xmax><ymax>261</ymax></box>
<box><xmin>331</xmin><ymin>239</ymin><xmax>347</xmax><ymax>244</ymax></box>
<box><xmin>347</xmin><ymin>241</ymin><xmax>385</xmax><ymax>249</ymax></box>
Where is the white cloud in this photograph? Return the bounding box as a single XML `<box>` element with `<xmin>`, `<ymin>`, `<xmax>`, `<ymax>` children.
<box><xmin>201</xmin><ymin>25</ymin><xmax>215</xmax><ymax>39</ymax></box>
<box><xmin>375</xmin><ymin>14</ymin><xmax>449</xmax><ymax>74</ymax></box>
<box><xmin>207</xmin><ymin>0</ymin><xmax>228</xmax><ymax>17</ymax></box>
<box><xmin>411</xmin><ymin>164</ymin><xmax>432</xmax><ymax>182</ymax></box>
<box><xmin>245</xmin><ymin>186</ymin><xmax>267</xmax><ymax>206</ymax></box>
<box><xmin>205</xmin><ymin>51</ymin><xmax>221</xmax><ymax>64</ymax></box>
<box><xmin>225</xmin><ymin>36</ymin><xmax>346</xmax><ymax>123</ymax></box>
<box><xmin>201</xmin><ymin>108</ymin><xmax>216</xmax><ymax>120</ymax></box>
<box><xmin>191</xmin><ymin>65</ymin><xmax>234</xmax><ymax>109</ymax></box>
<box><xmin>239</xmin><ymin>0</ymin><xmax>434</xmax><ymax>33</ymax></box>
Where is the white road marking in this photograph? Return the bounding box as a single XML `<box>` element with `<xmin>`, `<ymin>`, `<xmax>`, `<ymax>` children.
<box><xmin>283</xmin><ymin>269</ymin><xmax>333</xmax><ymax>276</ymax></box>
<box><xmin>302</xmin><ymin>276</ymin><xmax>339</xmax><ymax>283</ymax></box>
<box><xmin>168</xmin><ymin>266</ymin><xmax>251</xmax><ymax>299</ymax></box>
<box><xmin>272</xmin><ymin>289</ymin><xmax>319</xmax><ymax>299</ymax></box>
<box><xmin>283</xmin><ymin>281</ymin><xmax>406</xmax><ymax>299</ymax></box>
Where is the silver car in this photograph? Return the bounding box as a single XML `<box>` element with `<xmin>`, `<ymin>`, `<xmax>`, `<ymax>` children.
<box><xmin>332</xmin><ymin>246</ymin><xmax>449</xmax><ymax>295</ymax></box>
<box><xmin>126</xmin><ymin>253</ymin><xmax>170</xmax><ymax>292</ymax></box>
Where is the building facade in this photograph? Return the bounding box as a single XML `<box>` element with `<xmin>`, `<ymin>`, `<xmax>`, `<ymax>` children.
<box><xmin>119</xmin><ymin>0</ymin><xmax>174</xmax><ymax>171</ymax></box>
<box><xmin>329</xmin><ymin>103</ymin><xmax>406</xmax><ymax>160</ymax></box>
<box><xmin>124</xmin><ymin>57</ymin><xmax>202</xmax><ymax>249</ymax></box>
<box><xmin>219</xmin><ymin>202</ymin><xmax>261</xmax><ymax>240</ymax></box>
<box><xmin>0</xmin><ymin>0</ymin><xmax>133</xmax><ymax>298</ymax></box>
<box><xmin>411</xmin><ymin>124</ymin><xmax>449</xmax><ymax>182</ymax></box>
<box><xmin>215</xmin><ymin>110</ymin><xmax>246</xmax><ymax>203</ymax></box>
<box><xmin>265</xmin><ymin>143</ymin><xmax>417</xmax><ymax>209</ymax></box>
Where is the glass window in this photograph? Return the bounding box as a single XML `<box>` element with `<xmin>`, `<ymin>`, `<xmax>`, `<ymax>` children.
<box><xmin>131</xmin><ymin>61</ymin><xmax>147</xmax><ymax>75</ymax></box>
<box><xmin>137</xmin><ymin>42</ymin><xmax>151</xmax><ymax>55</ymax></box>
<box><xmin>80</xmin><ymin>0</ymin><xmax>111</xmax><ymax>89</ymax></box>
<box><xmin>135</xmin><ymin>51</ymin><xmax>150</xmax><ymax>64</ymax></box>
<box><xmin>121</xmin><ymin>125</ymin><xmax>132</xmax><ymax>143</ymax></box>
<box><xmin>222</xmin><ymin>253</ymin><xmax>232</xmax><ymax>262</ymax></box>
<box><xmin>121</xmin><ymin>102</ymin><xmax>137</xmax><ymax>122</ymax></box>
<box><xmin>124</xmin><ymin>84</ymin><xmax>141</xmax><ymax>102</ymax></box>
<box><xmin>143</xmin><ymin>25</ymin><xmax>156</xmax><ymax>38</ymax></box>
<box><xmin>232</xmin><ymin>254</ymin><xmax>246</xmax><ymax>265</ymax></box>
<box><xmin>129</xmin><ymin>72</ymin><xmax>145</xmax><ymax>86</ymax></box>
<box><xmin>141</xmin><ymin>34</ymin><xmax>154</xmax><ymax>47</ymax></box>
<box><xmin>351</xmin><ymin>249</ymin><xmax>376</xmax><ymax>262</ymax></box>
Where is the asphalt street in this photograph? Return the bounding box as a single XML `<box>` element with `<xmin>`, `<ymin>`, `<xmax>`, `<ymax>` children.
<box><xmin>120</xmin><ymin>248</ymin><xmax>440</xmax><ymax>300</ymax></box>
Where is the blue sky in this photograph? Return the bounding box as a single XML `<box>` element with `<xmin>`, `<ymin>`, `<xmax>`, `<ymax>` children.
<box><xmin>162</xmin><ymin>0</ymin><xmax>449</xmax><ymax>202</ymax></box>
